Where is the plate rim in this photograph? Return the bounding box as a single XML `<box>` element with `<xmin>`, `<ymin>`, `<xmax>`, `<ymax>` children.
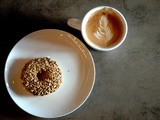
<box><xmin>4</xmin><ymin>29</ymin><xmax>96</xmax><ymax>118</ymax></box>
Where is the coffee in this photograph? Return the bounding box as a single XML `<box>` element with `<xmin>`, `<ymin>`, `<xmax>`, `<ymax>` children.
<box><xmin>86</xmin><ymin>8</ymin><xmax>124</xmax><ymax>47</ymax></box>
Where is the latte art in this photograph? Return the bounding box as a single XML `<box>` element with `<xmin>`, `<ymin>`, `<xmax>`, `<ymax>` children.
<box><xmin>94</xmin><ymin>15</ymin><xmax>114</xmax><ymax>42</ymax></box>
<box><xmin>86</xmin><ymin>8</ymin><xmax>124</xmax><ymax>47</ymax></box>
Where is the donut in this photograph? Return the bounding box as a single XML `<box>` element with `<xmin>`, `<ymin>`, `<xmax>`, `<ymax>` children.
<box><xmin>21</xmin><ymin>57</ymin><xmax>62</xmax><ymax>96</ymax></box>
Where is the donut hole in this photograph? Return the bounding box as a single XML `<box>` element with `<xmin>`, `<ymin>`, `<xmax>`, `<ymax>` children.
<box><xmin>37</xmin><ymin>70</ymin><xmax>50</xmax><ymax>81</ymax></box>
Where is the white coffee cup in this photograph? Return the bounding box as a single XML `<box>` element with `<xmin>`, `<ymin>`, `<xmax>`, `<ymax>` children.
<box><xmin>67</xmin><ymin>6</ymin><xmax>128</xmax><ymax>51</ymax></box>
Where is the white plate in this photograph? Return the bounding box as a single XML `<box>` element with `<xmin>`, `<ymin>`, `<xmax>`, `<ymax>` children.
<box><xmin>4</xmin><ymin>29</ymin><xmax>95</xmax><ymax>118</ymax></box>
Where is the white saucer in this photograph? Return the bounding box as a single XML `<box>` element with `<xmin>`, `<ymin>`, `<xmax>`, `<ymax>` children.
<box><xmin>4</xmin><ymin>29</ymin><xmax>95</xmax><ymax>118</ymax></box>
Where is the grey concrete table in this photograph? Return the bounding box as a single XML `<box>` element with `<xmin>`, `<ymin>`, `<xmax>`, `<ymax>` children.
<box><xmin>0</xmin><ymin>0</ymin><xmax>160</xmax><ymax>120</ymax></box>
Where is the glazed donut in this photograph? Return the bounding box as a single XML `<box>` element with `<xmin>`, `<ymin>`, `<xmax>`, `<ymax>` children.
<box><xmin>21</xmin><ymin>57</ymin><xmax>62</xmax><ymax>96</ymax></box>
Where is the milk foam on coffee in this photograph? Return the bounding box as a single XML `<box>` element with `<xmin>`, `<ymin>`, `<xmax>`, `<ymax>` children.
<box><xmin>94</xmin><ymin>15</ymin><xmax>114</xmax><ymax>43</ymax></box>
<box><xmin>86</xmin><ymin>8</ymin><xmax>124</xmax><ymax>47</ymax></box>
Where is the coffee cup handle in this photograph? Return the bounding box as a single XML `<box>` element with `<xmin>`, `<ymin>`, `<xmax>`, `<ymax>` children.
<box><xmin>67</xmin><ymin>18</ymin><xmax>82</xmax><ymax>31</ymax></box>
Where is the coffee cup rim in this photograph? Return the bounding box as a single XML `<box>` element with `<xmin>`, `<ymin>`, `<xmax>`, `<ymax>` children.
<box><xmin>81</xmin><ymin>6</ymin><xmax>128</xmax><ymax>51</ymax></box>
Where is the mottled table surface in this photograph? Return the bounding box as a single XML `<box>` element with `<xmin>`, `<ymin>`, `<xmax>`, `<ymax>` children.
<box><xmin>0</xmin><ymin>0</ymin><xmax>160</xmax><ymax>120</ymax></box>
